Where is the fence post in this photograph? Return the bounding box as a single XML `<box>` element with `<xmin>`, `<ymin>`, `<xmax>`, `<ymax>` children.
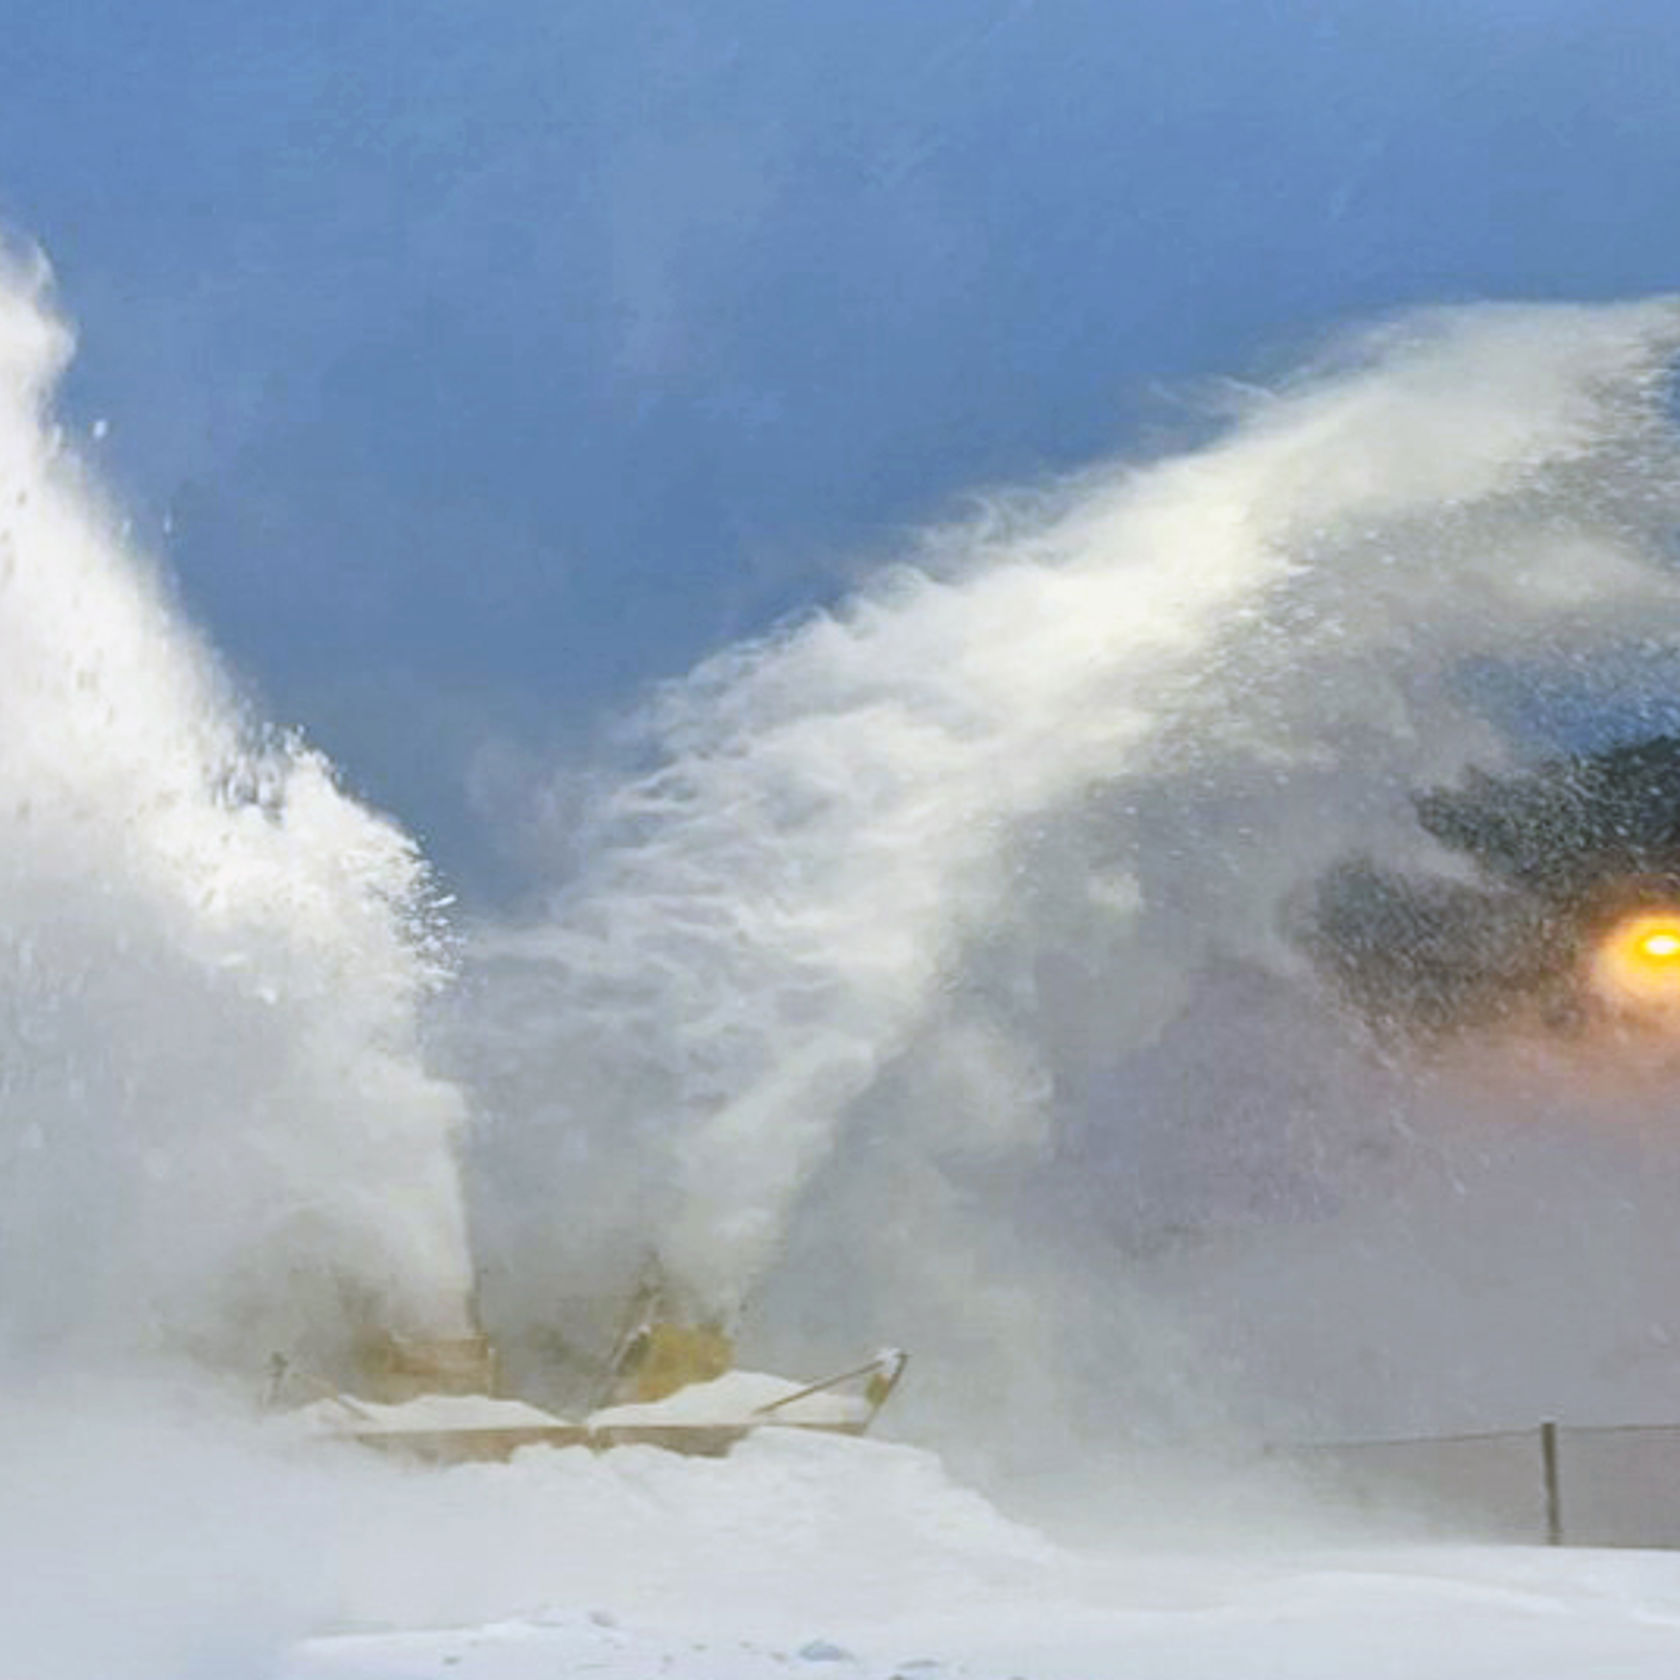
<box><xmin>1540</xmin><ymin>1419</ymin><xmax>1562</xmax><ymax>1546</ymax></box>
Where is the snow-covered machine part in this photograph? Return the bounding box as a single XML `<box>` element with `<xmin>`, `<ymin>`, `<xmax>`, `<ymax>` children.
<box><xmin>353</xmin><ymin>1332</ymin><xmax>498</xmax><ymax>1402</ymax></box>
<box><xmin>281</xmin><ymin>1343</ymin><xmax>909</xmax><ymax>1464</ymax></box>
<box><xmin>590</xmin><ymin>1348</ymin><xmax>909</xmax><ymax>1454</ymax></box>
<box><xmin>289</xmin><ymin>1391</ymin><xmax>585</xmax><ymax>1464</ymax></box>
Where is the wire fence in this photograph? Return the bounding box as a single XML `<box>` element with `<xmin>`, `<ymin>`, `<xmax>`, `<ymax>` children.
<box><xmin>1278</xmin><ymin>1421</ymin><xmax>1680</xmax><ymax>1548</ymax></box>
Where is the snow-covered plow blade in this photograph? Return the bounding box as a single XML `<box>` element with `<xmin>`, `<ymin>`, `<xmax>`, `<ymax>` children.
<box><xmin>285</xmin><ymin>1343</ymin><xmax>908</xmax><ymax>1464</ymax></box>
<box><xmin>587</xmin><ymin>1351</ymin><xmax>909</xmax><ymax>1454</ymax></box>
<box><xmin>292</xmin><ymin>1391</ymin><xmax>590</xmax><ymax>1464</ymax></box>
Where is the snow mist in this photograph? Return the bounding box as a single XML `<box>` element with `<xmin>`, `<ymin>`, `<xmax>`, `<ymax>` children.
<box><xmin>462</xmin><ymin>298</ymin><xmax>1680</xmax><ymax>1455</ymax></box>
<box><xmin>0</xmin><ymin>259</ymin><xmax>475</xmax><ymax>1375</ymax></box>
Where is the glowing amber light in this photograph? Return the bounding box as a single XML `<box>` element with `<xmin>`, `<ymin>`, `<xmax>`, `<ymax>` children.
<box><xmin>1592</xmin><ymin>911</ymin><xmax>1680</xmax><ymax>1008</ymax></box>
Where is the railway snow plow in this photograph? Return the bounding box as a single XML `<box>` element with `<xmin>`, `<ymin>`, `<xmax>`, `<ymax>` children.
<box><xmin>278</xmin><ymin>1328</ymin><xmax>907</xmax><ymax>1465</ymax></box>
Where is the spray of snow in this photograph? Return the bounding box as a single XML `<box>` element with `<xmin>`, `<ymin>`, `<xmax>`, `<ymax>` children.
<box><xmin>16</xmin><ymin>261</ymin><xmax>1680</xmax><ymax>1674</ymax></box>
<box><xmin>0</xmin><ymin>255</ymin><xmax>475</xmax><ymax>1372</ymax></box>
<box><xmin>462</xmin><ymin>297</ymin><xmax>1680</xmax><ymax>1453</ymax></box>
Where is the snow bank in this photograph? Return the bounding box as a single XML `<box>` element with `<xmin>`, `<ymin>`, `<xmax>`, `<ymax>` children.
<box><xmin>0</xmin><ymin>1386</ymin><xmax>1057</xmax><ymax>1678</ymax></box>
<box><xmin>316</xmin><ymin>1427</ymin><xmax>1061</xmax><ymax>1636</ymax></box>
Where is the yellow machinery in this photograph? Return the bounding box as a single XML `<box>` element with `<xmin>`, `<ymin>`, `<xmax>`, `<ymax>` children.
<box><xmin>275</xmin><ymin>1273</ymin><xmax>907</xmax><ymax>1464</ymax></box>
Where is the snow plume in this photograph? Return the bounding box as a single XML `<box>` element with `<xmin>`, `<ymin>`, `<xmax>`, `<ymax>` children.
<box><xmin>462</xmin><ymin>297</ymin><xmax>1680</xmax><ymax>1450</ymax></box>
<box><xmin>0</xmin><ymin>256</ymin><xmax>474</xmax><ymax>1375</ymax></box>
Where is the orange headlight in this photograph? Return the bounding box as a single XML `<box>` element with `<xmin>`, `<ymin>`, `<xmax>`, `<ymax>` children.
<box><xmin>1591</xmin><ymin>911</ymin><xmax>1680</xmax><ymax>1008</ymax></box>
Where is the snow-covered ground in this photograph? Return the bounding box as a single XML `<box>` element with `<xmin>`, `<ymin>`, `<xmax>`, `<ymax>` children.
<box><xmin>255</xmin><ymin>1430</ymin><xmax>1680</xmax><ymax>1680</ymax></box>
<box><xmin>8</xmin><ymin>1380</ymin><xmax>1680</xmax><ymax>1677</ymax></box>
<box><xmin>288</xmin><ymin>1553</ymin><xmax>1680</xmax><ymax>1680</ymax></box>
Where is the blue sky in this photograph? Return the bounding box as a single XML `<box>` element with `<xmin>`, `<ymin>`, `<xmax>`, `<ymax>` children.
<box><xmin>4</xmin><ymin>0</ymin><xmax>1680</xmax><ymax>893</ymax></box>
